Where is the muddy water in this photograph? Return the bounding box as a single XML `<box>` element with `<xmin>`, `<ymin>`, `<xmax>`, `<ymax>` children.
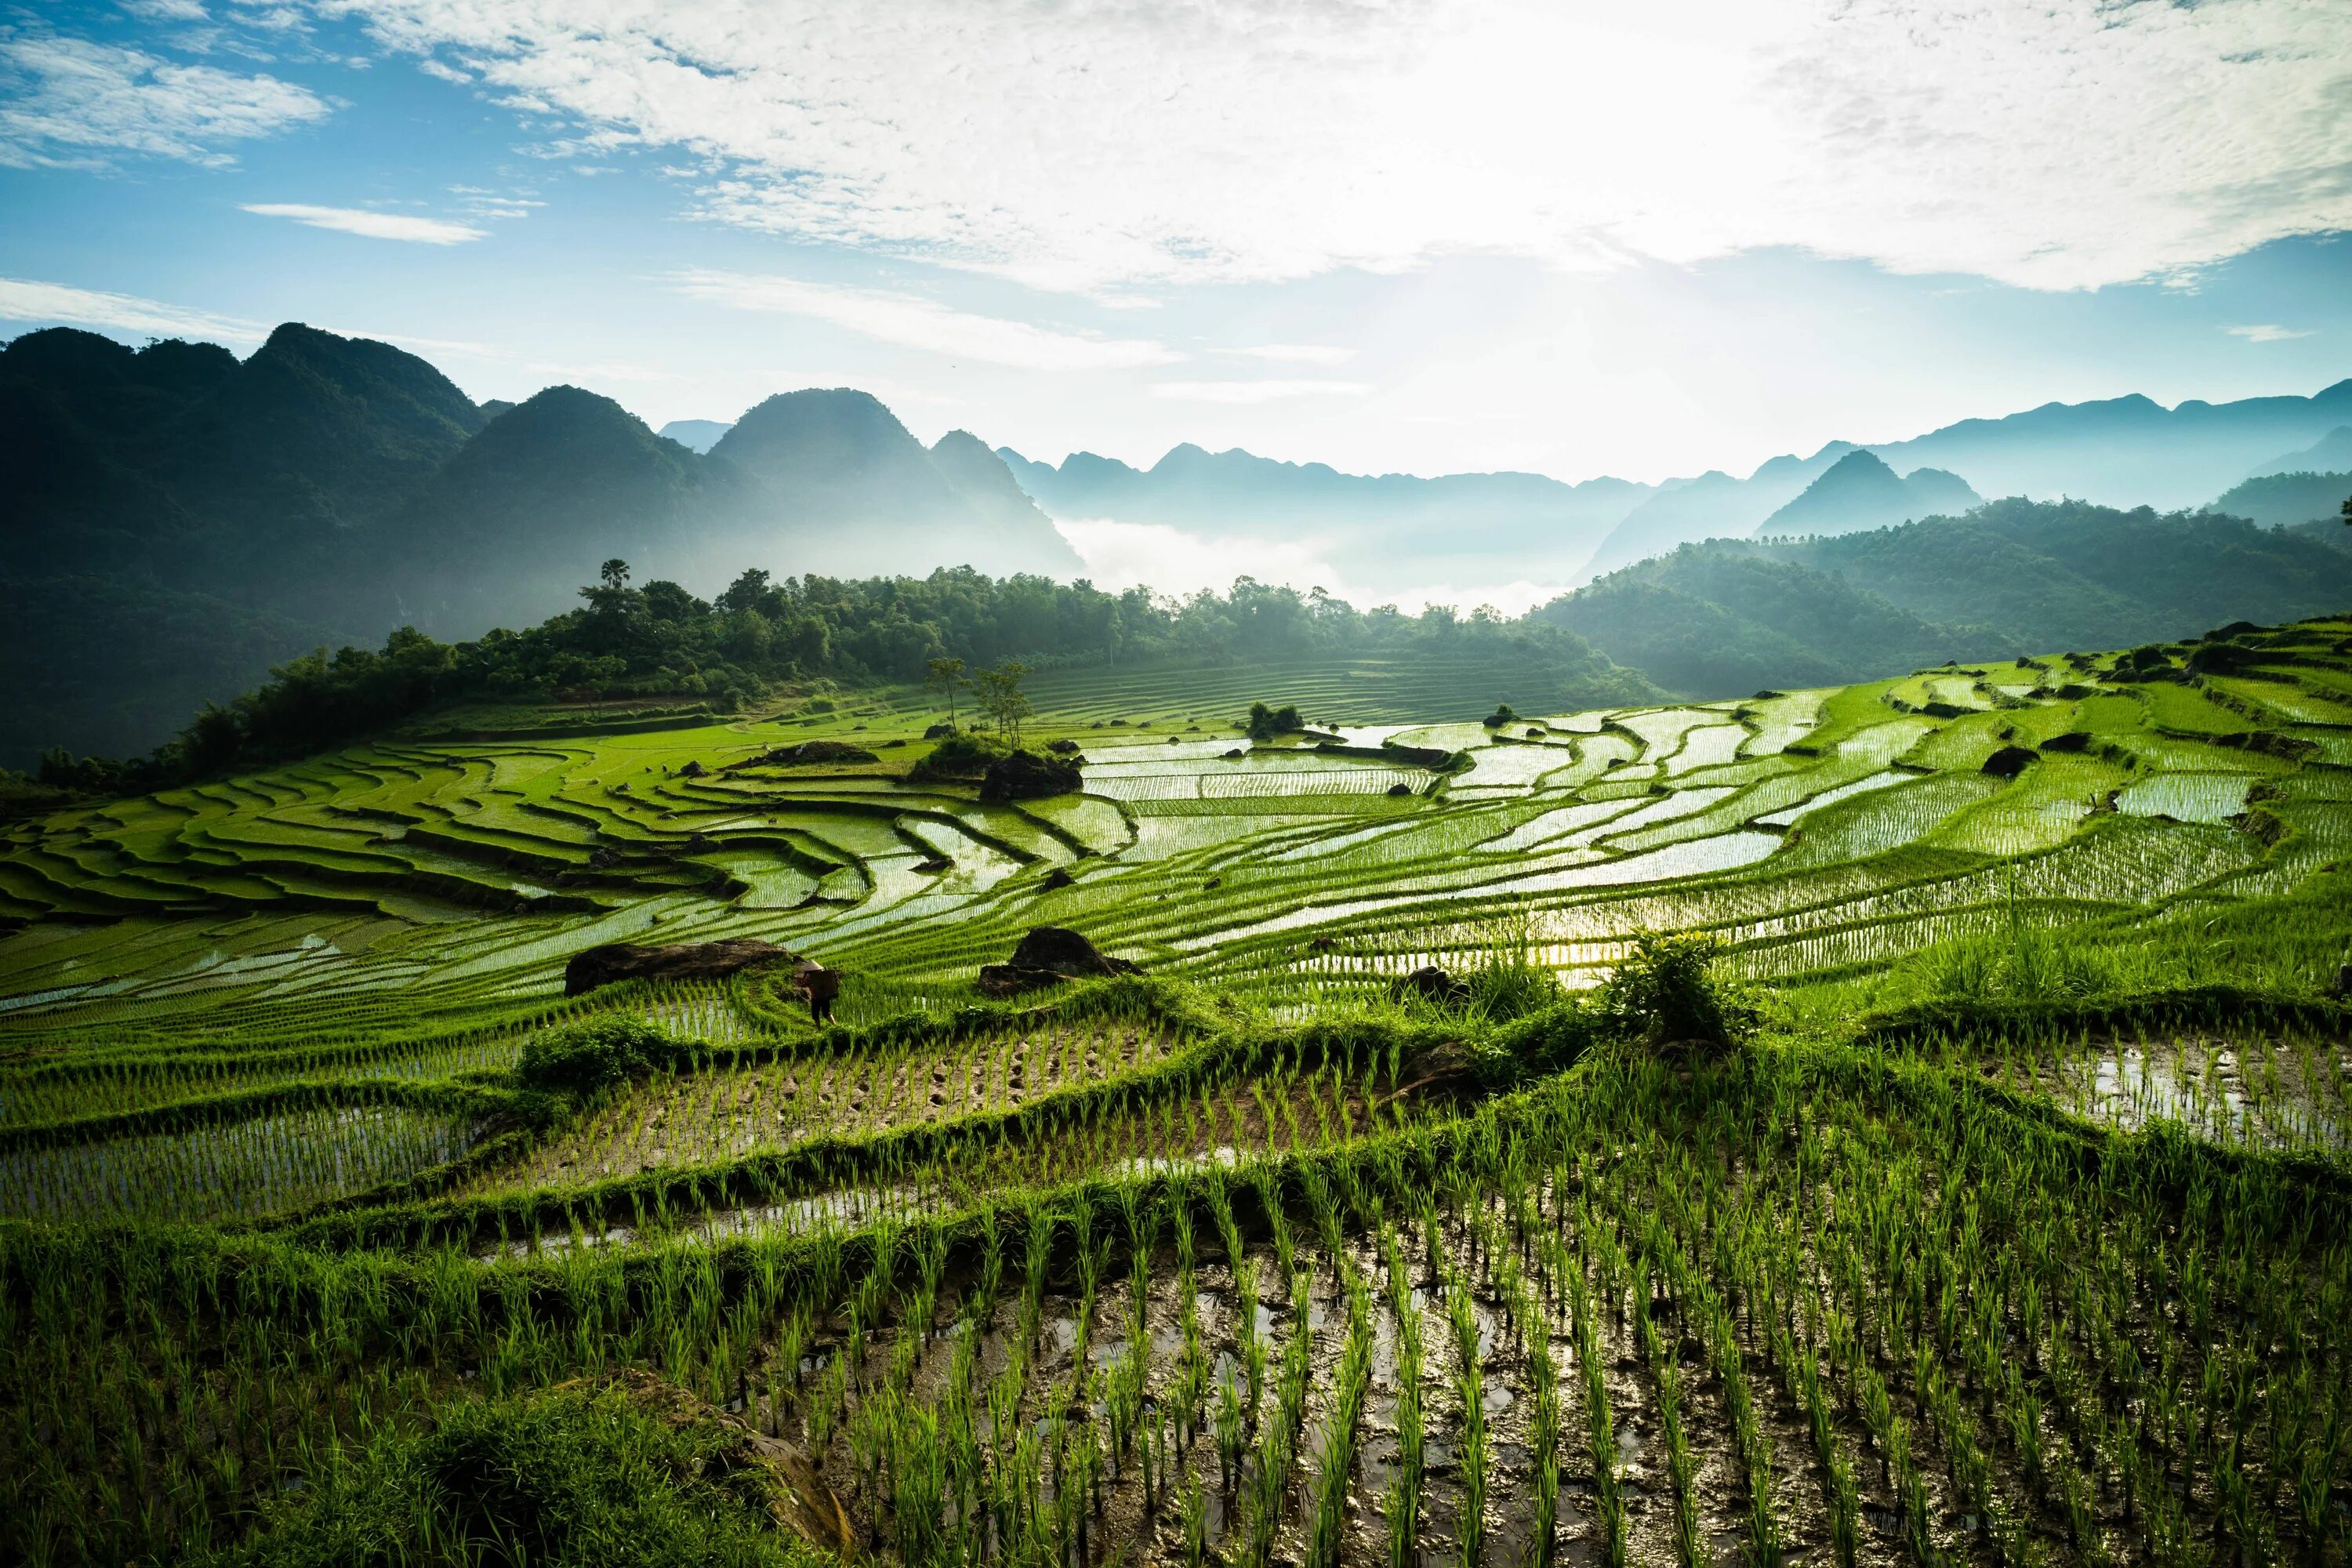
<box><xmin>714</xmin><ymin>1180</ymin><xmax>1984</xmax><ymax>1568</ymax></box>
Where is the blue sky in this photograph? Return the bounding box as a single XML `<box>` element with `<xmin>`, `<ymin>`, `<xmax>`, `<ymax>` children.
<box><xmin>3</xmin><ymin>0</ymin><xmax>2349</xmax><ymax>488</ymax></box>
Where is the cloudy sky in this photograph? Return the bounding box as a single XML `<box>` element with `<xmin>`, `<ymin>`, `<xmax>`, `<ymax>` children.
<box><xmin>3</xmin><ymin>0</ymin><xmax>2349</xmax><ymax>487</ymax></box>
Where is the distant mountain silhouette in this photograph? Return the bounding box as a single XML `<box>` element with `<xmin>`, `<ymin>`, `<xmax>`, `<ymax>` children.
<box><xmin>658</xmin><ymin>418</ymin><xmax>733</xmax><ymax>453</ymax></box>
<box><xmin>2249</xmin><ymin>425</ymin><xmax>2352</xmax><ymax>479</ymax></box>
<box><xmin>998</xmin><ymin>441</ymin><xmax>1653</xmax><ymax>590</ymax></box>
<box><xmin>714</xmin><ymin>390</ymin><xmax>1078</xmax><ymax>578</ymax></box>
<box><xmin>1755</xmin><ymin>451</ymin><xmax>1980</xmax><ymax>539</ymax></box>
<box><xmin>393</xmin><ymin>385</ymin><xmax>772</xmax><ymax>633</ymax></box>
<box><xmin>1870</xmin><ymin>383</ymin><xmax>2352</xmax><ymax>509</ymax></box>
<box><xmin>1579</xmin><ymin>444</ymin><xmax>1857</xmax><ymax>578</ymax></box>
<box><xmin>7</xmin><ymin>318</ymin><xmax>2350</xmax><ymax>767</ymax></box>
<box><xmin>0</xmin><ymin>328</ymin><xmax>1077</xmax><ymax>764</ymax></box>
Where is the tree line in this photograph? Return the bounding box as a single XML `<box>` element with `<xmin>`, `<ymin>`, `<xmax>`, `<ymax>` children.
<box><xmin>27</xmin><ymin>562</ymin><xmax>1628</xmax><ymax>798</ymax></box>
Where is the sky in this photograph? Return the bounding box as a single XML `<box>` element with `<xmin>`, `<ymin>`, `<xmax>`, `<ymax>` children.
<box><xmin>2</xmin><ymin>0</ymin><xmax>2350</xmax><ymax>490</ymax></box>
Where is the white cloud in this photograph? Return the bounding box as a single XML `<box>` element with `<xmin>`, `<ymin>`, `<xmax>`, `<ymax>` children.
<box><xmin>318</xmin><ymin>0</ymin><xmax>2352</xmax><ymax>294</ymax></box>
<box><xmin>2227</xmin><ymin>323</ymin><xmax>2315</xmax><ymax>343</ymax></box>
<box><xmin>242</xmin><ymin>202</ymin><xmax>487</xmax><ymax>242</ymax></box>
<box><xmin>1152</xmin><ymin>379</ymin><xmax>1372</xmax><ymax>404</ymax></box>
<box><xmin>0</xmin><ymin>30</ymin><xmax>329</xmax><ymax>169</ymax></box>
<box><xmin>665</xmin><ymin>269</ymin><xmax>1180</xmax><ymax>370</ymax></box>
<box><xmin>119</xmin><ymin>1</ymin><xmax>212</xmax><ymax>20</ymax></box>
<box><xmin>0</xmin><ymin>275</ymin><xmax>267</xmax><ymax>341</ymax></box>
<box><xmin>1222</xmin><ymin>344</ymin><xmax>1356</xmax><ymax>366</ymax></box>
<box><xmin>415</xmin><ymin>56</ymin><xmax>469</xmax><ymax>83</ymax></box>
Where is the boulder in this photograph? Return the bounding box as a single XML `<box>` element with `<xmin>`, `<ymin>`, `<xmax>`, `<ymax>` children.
<box><xmin>1981</xmin><ymin>745</ymin><xmax>2038</xmax><ymax>779</ymax></box>
<box><xmin>1223</xmin><ymin>747</ymin><xmax>1248</xmax><ymax>760</ymax></box>
<box><xmin>678</xmin><ymin>760</ymin><xmax>706</xmax><ymax>778</ymax></box>
<box><xmin>564</xmin><ymin>938</ymin><xmax>798</xmax><ymax>997</ymax></box>
<box><xmin>978</xmin><ymin>925</ymin><xmax>1138</xmax><ymax>996</ymax></box>
<box><xmin>978</xmin><ymin>750</ymin><xmax>1083</xmax><ymax>802</ymax></box>
<box><xmin>1046</xmin><ymin>739</ymin><xmax>1083</xmax><ymax>754</ymax></box>
<box><xmin>729</xmin><ymin>739</ymin><xmax>879</xmax><ymax>769</ymax></box>
<box><xmin>1389</xmin><ymin>965</ymin><xmax>1470</xmax><ymax>1006</ymax></box>
<box><xmin>1040</xmin><ymin>867</ymin><xmax>1076</xmax><ymax>890</ymax></box>
<box><xmin>1387</xmin><ymin>782</ymin><xmax>1414</xmax><ymax>797</ymax></box>
<box><xmin>924</xmin><ymin>722</ymin><xmax>956</xmax><ymax>739</ymax></box>
<box><xmin>913</xmin><ymin>855</ymin><xmax>953</xmax><ymax>873</ymax></box>
<box><xmin>2038</xmin><ymin>731</ymin><xmax>2093</xmax><ymax>753</ymax></box>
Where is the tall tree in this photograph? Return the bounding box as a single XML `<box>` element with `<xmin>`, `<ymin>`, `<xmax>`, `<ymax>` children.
<box><xmin>926</xmin><ymin>656</ymin><xmax>967</xmax><ymax>730</ymax></box>
<box><xmin>972</xmin><ymin>661</ymin><xmax>1031</xmax><ymax>749</ymax></box>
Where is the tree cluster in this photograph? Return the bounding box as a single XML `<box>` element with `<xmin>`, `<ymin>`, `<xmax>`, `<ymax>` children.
<box><xmin>34</xmin><ymin>563</ymin><xmax>1632</xmax><ymax>797</ymax></box>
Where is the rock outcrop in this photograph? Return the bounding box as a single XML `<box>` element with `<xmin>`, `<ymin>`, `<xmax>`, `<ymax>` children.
<box><xmin>978</xmin><ymin>925</ymin><xmax>1138</xmax><ymax>996</ymax></box>
<box><xmin>979</xmin><ymin>750</ymin><xmax>1083</xmax><ymax>802</ymax></box>
<box><xmin>564</xmin><ymin>938</ymin><xmax>799</xmax><ymax>996</ymax></box>
<box><xmin>1981</xmin><ymin>745</ymin><xmax>2038</xmax><ymax>779</ymax></box>
<box><xmin>1390</xmin><ymin>965</ymin><xmax>1470</xmax><ymax>1005</ymax></box>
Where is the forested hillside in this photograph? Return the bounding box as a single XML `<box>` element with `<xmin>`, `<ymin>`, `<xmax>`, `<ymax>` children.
<box><xmin>28</xmin><ymin>568</ymin><xmax>1657</xmax><ymax>797</ymax></box>
<box><xmin>1542</xmin><ymin>499</ymin><xmax>2352</xmax><ymax>695</ymax></box>
<box><xmin>0</xmin><ymin>327</ymin><xmax>1080</xmax><ymax>764</ymax></box>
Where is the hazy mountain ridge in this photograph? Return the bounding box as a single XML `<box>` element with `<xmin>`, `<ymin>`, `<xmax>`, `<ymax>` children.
<box><xmin>2250</xmin><ymin>425</ymin><xmax>2352</xmax><ymax>478</ymax></box>
<box><xmin>2207</xmin><ymin>469</ymin><xmax>2352</xmax><ymax>529</ymax></box>
<box><xmin>0</xmin><ymin>325</ymin><xmax>1081</xmax><ymax>763</ymax></box>
<box><xmin>998</xmin><ymin>441</ymin><xmax>1657</xmax><ymax>590</ymax></box>
<box><xmin>5</xmin><ymin>318</ymin><xmax>2348</xmax><ymax>766</ymax></box>
<box><xmin>656</xmin><ymin>418</ymin><xmax>733</xmax><ymax>453</ymax></box>
<box><xmin>1541</xmin><ymin>499</ymin><xmax>2352</xmax><ymax>696</ymax></box>
<box><xmin>1755</xmin><ymin>450</ymin><xmax>1980</xmax><ymax>539</ymax></box>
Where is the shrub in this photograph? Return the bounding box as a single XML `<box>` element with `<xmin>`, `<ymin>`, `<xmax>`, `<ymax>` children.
<box><xmin>205</xmin><ymin>1380</ymin><xmax>821</xmax><ymax>1568</ymax></box>
<box><xmin>517</xmin><ymin>1016</ymin><xmax>683</xmax><ymax>1095</ymax></box>
<box><xmin>1595</xmin><ymin>933</ymin><xmax>1757</xmax><ymax>1057</ymax></box>
<box><xmin>1467</xmin><ymin>1000</ymin><xmax>1602</xmax><ymax>1087</ymax></box>
<box><xmin>1246</xmin><ymin>701</ymin><xmax>1305</xmax><ymax>740</ymax></box>
<box><xmin>907</xmin><ymin>730</ymin><xmax>1010</xmax><ymax>781</ymax></box>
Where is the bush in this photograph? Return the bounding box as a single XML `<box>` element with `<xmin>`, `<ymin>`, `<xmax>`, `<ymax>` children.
<box><xmin>204</xmin><ymin>1380</ymin><xmax>823</xmax><ymax>1568</ymax></box>
<box><xmin>1595</xmin><ymin>932</ymin><xmax>1757</xmax><ymax>1057</ymax></box>
<box><xmin>907</xmin><ymin>730</ymin><xmax>1010</xmax><ymax>781</ymax></box>
<box><xmin>1466</xmin><ymin>1000</ymin><xmax>1602</xmax><ymax>1087</ymax></box>
<box><xmin>1246</xmin><ymin>701</ymin><xmax>1305</xmax><ymax>740</ymax></box>
<box><xmin>517</xmin><ymin>1016</ymin><xmax>683</xmax><ymax>1095</ymax></box>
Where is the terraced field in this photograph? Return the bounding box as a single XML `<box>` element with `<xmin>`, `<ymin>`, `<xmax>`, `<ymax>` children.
<box><xmin>3</xmin><ymin>619</ymin><xmax>2350</xmax><ymax>1566</ymax></box>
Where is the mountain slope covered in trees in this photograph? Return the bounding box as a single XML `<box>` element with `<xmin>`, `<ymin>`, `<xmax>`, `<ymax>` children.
<box><xmin>0</xmin><ymin>326</ymin><xmax>1081</xmax><ymax>764</ymax></box>
<box><xmin>1540</xmin><ymin>499</ymin><xmax>2352</xmax><ymax>695</ymax></box>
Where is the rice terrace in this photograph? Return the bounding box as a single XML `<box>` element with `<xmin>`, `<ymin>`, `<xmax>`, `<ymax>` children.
<box><xmin>5</xmin><ymin>618</ymin><xmax>2352</xmax><ymax>1566</ymax></box>
<box><xmin>10</xmin><ymin>2</ymin><xmax>2352</xmax><ymax>1560</ymax></box>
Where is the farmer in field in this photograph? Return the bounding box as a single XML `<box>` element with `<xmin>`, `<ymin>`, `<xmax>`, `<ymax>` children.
<box><xmin>797</xmin><ymin>959</ymin><xmax>840</xmax><ymax>1024</ymax></box>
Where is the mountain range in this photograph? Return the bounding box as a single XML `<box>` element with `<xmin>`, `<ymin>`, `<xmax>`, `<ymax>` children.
<box><xmin>5</xmin><ymin>316</ymin><xmax>2349</xmax><ymax>770</ymax></box>
<box><xmin>986</xmin><ymin>379</ymin><xmax>2352</xmax><ymax>586</ymax></box>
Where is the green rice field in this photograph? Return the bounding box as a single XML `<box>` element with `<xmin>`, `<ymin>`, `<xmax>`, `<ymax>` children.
<box><xmin>3</xmin><ymin>619</ymin><xmax>2350</xmax><ymax>1566</ymax></box>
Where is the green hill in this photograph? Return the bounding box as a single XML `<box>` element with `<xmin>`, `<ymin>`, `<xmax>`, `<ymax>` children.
<box><xmin>1543</xmin><ymin>498</ymin><xmax>2352</xmax><ymax>695</ymax></box>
